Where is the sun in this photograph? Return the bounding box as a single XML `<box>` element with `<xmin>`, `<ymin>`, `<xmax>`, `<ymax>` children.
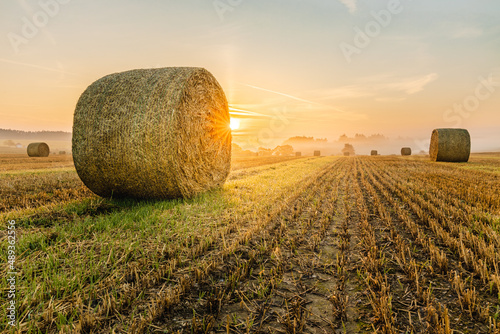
<box><xmin>229</xmin><ymin>118</ymin><xmax>241</xmax><ymax>131</ymax></box>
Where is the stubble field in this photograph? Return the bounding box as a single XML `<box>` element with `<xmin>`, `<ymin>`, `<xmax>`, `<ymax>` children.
<box><xmin>1</xmin><ymin>154</ymin><xmax>500</xmax><ymax>333</ymax></box>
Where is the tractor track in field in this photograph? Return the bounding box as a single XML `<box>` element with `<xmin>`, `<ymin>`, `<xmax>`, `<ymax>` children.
<box><xmin>136</xmin><ymin>157</ymin><xmax>365</xmax><ymax>333</ymax></box>
<box><xmin>73</xmin><ymin>160</ymin><xmax>343</xmax><ymax>333</ymax></box>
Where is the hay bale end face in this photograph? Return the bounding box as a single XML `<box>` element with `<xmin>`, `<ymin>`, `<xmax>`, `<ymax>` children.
<box><xmin>72</xmin><ymin>67</ymin><xmax>232</xmax><ymax>199</ymax></box>
<box><xmin>313</xmin><ymin>150</ymin><xmax>321</xmax><ymax>156</ymax></box>
<box><xmin>27</xmin><ymin>142</ymin><xmax>50</xmax><ymax>157</ymax></box>
<box><xmin>371</xmin><ymin>150</ymin><xmax>378</xmax><ymax>156</ymax></box>
<box><xmin>429</xmin><ymin>128</ymin><xmax>470</xmax><ymax>162</ymax></box>
<box><xmin>295</xmin><ymin>152</ymin><xmax>301</xmax><ymax>157</ymax></box>
<box><xmin>401</xmin><ymin>147</ymin><xmax>412</xmax><ymax>156</ymax></box>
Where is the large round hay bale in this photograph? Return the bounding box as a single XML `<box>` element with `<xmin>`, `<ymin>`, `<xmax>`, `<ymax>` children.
<box><xmin>314</xmin><ymin>150</ymin><xmax>321</xmax><ymax>157</ymax></box>
<box><xmin>27</xmin><ymin>142</ymin><xmax>50</xmax><ymax>157</ymax></box>
<box><xmin>72</xmin><ymin>67</ymin><xmax>231</xmax><ymax>199</ymax></box>
<box><xmin>401</xmin><ymin>147</ymin><xmax>412</xmax><ymax>156</ymax></box>
<box><xmin>429</xmin><ymin>128</ymin><xmax>470</xmax><ymax>162</ymax></box>
<box><xmin>371</xmin><ymin>150</ymin><xmax>378</xmax><ymax>156</ymax></box>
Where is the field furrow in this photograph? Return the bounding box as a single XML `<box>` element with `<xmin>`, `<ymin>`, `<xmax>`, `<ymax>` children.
<box><xmin>359</xmin><ymin>157</ymin><xmax>500</xmax><ymax>332</ymax></box>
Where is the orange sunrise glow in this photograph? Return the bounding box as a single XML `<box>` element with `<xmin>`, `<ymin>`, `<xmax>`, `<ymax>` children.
<box><xmin>0</xmin><ymin>1</ymin><xmax>499</xmax><ymax>154</ymax></box>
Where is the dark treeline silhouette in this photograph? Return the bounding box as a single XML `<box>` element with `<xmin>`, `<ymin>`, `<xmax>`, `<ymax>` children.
<box><xmin>0</xmin><ymin>129</ymin><xmax>71</xmax><ymax>141</ymax></box>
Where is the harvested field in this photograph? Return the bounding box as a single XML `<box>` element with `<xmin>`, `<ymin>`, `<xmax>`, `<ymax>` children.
<box><xmin>1</xmin><ymin>155</ymin><xmax>499</xmax><ymax>333</ymax></box>
<box><xmin>0</xmin><ymin>155</ymin><xmax>305</xmax><ymax>214</ymax></box>
<box><xmin>0</xmin><ymin>154</ymin><xmax>74</xmax><ymax>173</ymax></box>
<box><xmin>230</xmin><ymin>156</ymin><xmax>303</xmax><ymax>171</ymax></box>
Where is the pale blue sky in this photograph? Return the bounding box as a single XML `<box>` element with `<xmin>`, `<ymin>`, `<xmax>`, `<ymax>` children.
<box><xmin>1</xmin><ymin>0</ymin><xmax>499</xmax><ymax>150</ymax></box>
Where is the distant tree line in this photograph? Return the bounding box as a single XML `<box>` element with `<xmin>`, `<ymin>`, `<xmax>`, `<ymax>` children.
<box><xmin>0</xmin><ymin>129</ymin><xmax>71</xmax><ymax>141</ymax></box>
<box><xmin>338</xmin><ymin>133</ymin><xmax>387</xmax><ymax>142</ymax></box>
<box><xmin>257</xmin><ymin>145</ymin><xmax>294</xmax><ymax>157</ymax></box>
<box><xmin>232</xmin><ymin>143</ymin><xmax>295</xmax><ymax>157</ymax></box>
<box><xmin>283</xmin><ymin>136</ymin><xmax>328</xmax><ymax>145</ymax></box>
<box><xmin>233</xmin><ymin>132</ymin><xmax>389</xmax><ymax>157</ymax></box>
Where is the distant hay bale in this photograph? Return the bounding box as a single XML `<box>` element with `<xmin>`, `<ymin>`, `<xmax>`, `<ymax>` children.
<box><xmin>401</xmin><ymin>147</ymin><xmax>412</xmax><ymax>156</ymax></box>
<box><xmin>429</xmin><ymin>128</ymin><xmax>470</xmax><ymax>162</ymax></box>
<box><xmin>27</xmin><ymin>142</ymin><xmax>50</xmax><ymax>157</ymax></box>
<box><xmin>314</xmin><ymin>150</ymin><xmax>321</xmax><ymax>157</ymax></box>
<box><xmin>344</xmin><ymin>152</ymin><xmax>350</xmax><ymax>157</ymax></box>
<box><xmin>72</xmin><ymin>67</ymin><xmax>231</xmax><ymax>199</ymax></box>
<box><xmin>59</xmin><ymin>151</ymin><xmax>66</xmax><ymax>155</ymax></box>
<box><xmin>295</xmin><ymin>152</ymin><xmax>301</xmax><ymax>157</ymax></box>
<box><xmin>371</xmin><ymin>150</ymin><xmax>378</xmax><ymax>156</ymax></box>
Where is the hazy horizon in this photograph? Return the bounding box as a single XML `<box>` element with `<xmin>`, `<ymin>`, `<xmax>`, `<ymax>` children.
<box><xmin>1</xmin><ymin>0</ymin><xmax>499</xmax><ymax>152</ymax></box>
<box><xmin>1</xmin><ymin>127</ymin><xmax>497</xmax><ymax>155</ymax></box>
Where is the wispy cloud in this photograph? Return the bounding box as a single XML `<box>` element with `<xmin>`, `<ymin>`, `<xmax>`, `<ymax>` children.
<box><xmin>309</xmin><ymin>73</ymin><xmax>439</xmax><ymax>103</ymax></box>
<box><xmin>242</xmin><ymin>83</ymin><xmax>325</xmax><ymax>106</ymax></box>
<box><xmin>0</xmin><ymin>58</ymin><xmax>77</xmax><ymax>75</ymax></box>
<box><xmin>240</xmin><ymin>83</ymin><xmax>349</xmax><ymax>113</ymax></box>
<box><xmin>313</xmin><ymin>86</ymin><xmax>376</xmax><ymax>101</ymax></box>
<box><xmin>383</xmin><ymin>73</ymin><xmax>439</xmax><ymax>94</ymax></box>
<box><xmin>338</xmin><ymin>0</ymin><xmax>357</xmax><ymax>13</ymax></box>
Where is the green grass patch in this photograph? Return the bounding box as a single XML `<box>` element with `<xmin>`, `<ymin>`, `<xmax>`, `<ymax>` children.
<box><xmin>0</xmin><ymin>157</ymin><xmax>336</xmax><ymax>331</ymax></box>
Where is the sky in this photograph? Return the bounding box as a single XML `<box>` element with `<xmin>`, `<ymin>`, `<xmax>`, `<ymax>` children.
<box><xmin>1</xmin><ymin>0</ymin><xmax>499</xmax><ymax>152</ymax></box>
